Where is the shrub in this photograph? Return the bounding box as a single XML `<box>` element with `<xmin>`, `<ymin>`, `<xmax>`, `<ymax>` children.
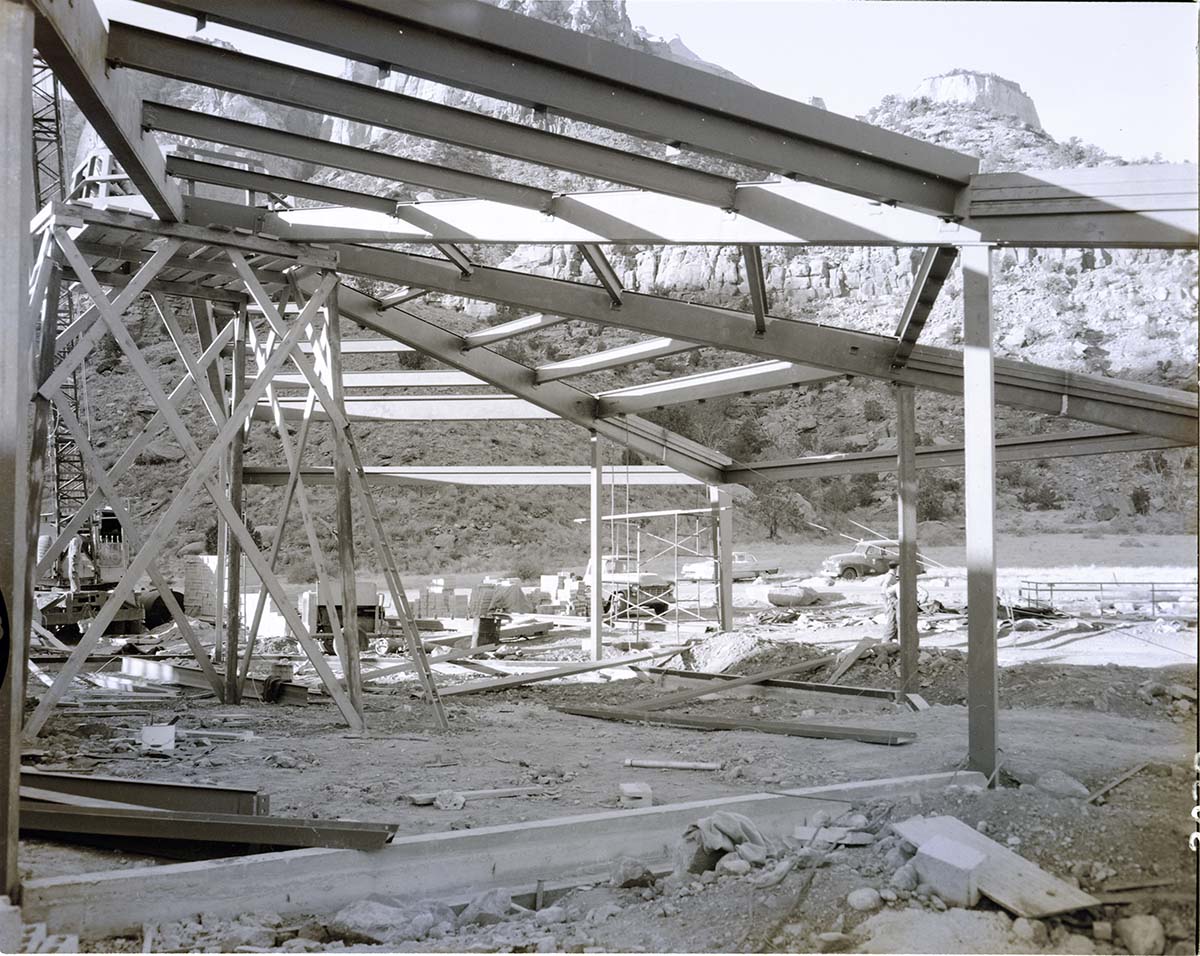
<box><xmin>862</xmin><ymin>398</ymin><xmax>886</xmax><ymax>422</ymax></box>
<box><xmin>1130</xmin><ymin>486</ymin><xmax>1152</xmax><ymax>516</ymax></box>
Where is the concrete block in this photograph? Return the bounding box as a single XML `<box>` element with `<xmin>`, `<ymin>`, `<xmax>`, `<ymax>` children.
<box><xmin>618</xmin><ymin>782</ymin><xmax>652</xmax><ymax>808</ymax></box>
<box><xmin>911</xmin><ymin>834</ymin><xmax>986</xmax><ymax>907</ymax></box>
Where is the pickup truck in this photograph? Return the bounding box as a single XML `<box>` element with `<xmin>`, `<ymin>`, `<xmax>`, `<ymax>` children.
<box><xmin>680</xmin><ymin>552</ymin><xmax>779</xmax><ymax>582</ymax></box>
<box><xmin>580</xmin><ymin>555</ymin><xmax>674</xmax><ymax>619</ymax></box>
<box><xmin>821</xmin><ymin>539</ymin><xmax>925</xmax><ymax>579</ymax></box>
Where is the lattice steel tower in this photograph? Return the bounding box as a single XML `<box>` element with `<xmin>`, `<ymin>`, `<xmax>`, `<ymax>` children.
<box><xmin>32</xmin><ymin>53</ymin><xmax>90</xmax><ymax>533</ymax></box>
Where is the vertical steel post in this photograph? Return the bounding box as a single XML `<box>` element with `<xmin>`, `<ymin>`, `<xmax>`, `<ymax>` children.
<box><xmin>225</xmin><ymin>304</ymin><xmax>246</xmax><ymax>703</ymax></box>
<box><xmin>709</xmin><ymin>486</ymin><xmax>732</xmax><ymax>631</ymax></box>
<box><xmin>327</xmin><ymin>283</ymin><xmax>362</xmax><ymax>715</ymax></box>
<box><xmin>1</xmin><ymin>0</ymin><xmax>34</xmax><ymax>899</ymax></box>
<box><xmin>962</xmin><ymin>245</ymin><xmax>998</xmax><ymax>782</ymax></box>
<box><xmin>895</xmin><ymin>384</ymin><xmax>920</xmax><ymax>693</ymax></box>
<box><xmin>588</xmin><ymin>433</ymin><xmax>603</xmax><ymax>660</ymax></box>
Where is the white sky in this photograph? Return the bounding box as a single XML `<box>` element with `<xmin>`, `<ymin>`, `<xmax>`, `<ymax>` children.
<box><xmin>99</xmin><ymin>0</ymin><xmax>1198</xmax><ymax>163</ymax></box>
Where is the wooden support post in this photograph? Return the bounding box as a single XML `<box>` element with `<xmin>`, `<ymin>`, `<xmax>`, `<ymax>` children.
<box><xmin>225</xmin><ymin>305</ymin><xmax>247</xmax><ymax>704</ymax></box>
<box><xmin>588</xmin><ymin>432</ymin><xmax>603</xmax><ymax>660</ymax></box>
<box><xmin>1</xmin><ymin>0</ymin><xmax>34</xmax><ymax>899</ymax></box>
<box><xmin>325</xmin><ymin>285</ymin><xmax>363</xmax><ymax>716</ymax></box>
<box><xmin>709</xmin><ymin>486</ymin><xmax>732</xmax><ymax>631</ymax></box>
<box><xmin>962</xmin><ymin>245</ymin><xmax>998</xmax><ymax>782</ymax></box>
<box><xmin>895</xmin><ymin>384</ymin><xmax>919</xmax><ymax>693</ymax></box>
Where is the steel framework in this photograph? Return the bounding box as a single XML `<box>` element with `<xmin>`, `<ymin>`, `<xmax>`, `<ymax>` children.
<box><xmin>3</xmin><ymin>0</ymin><xmax>1198</xmax><ymax>902</ymax></box>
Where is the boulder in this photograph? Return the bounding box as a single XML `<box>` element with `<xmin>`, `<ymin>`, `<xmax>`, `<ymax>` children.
<box><xmin>889</xmin><ymin>863</ymin><xmax>918</xmax><ymax>891</ymax></box>
<box><xmin>845</xmin><ymin>887</ymin><xmax>882</xmax><ymax>912</ymax></box>
<box><xmin>534</xmin><ymin>906</ymin><xmax>567</xmax><ymax>926</ymax></box>
<box><xmin>328</xmin><ymin>900</ymin><xmax>414</xmax><ymax>944</ymax></box>
<box><xmin>1035</xmin><ymin>770</ymin><xmax>1090</xmax><ymax>798</ymax></box>
<box><xmin>1115</xmin><ymin>915</ymin><xmax>1165</xmax><ymax>956</ymax></box>
<box><xmin>610</xmin><ymin>857</ymin><xmax>655</xmax><ymax>889</ymax></box>
<box><xmin>458</xmin><ymin>888</ymin><xmax>512</xmax><ymax>927</ymax></box>
<box><xmin>716</xmin><ymin>853</ymin><xmax>752</xmax><ymax>877</ymax></box>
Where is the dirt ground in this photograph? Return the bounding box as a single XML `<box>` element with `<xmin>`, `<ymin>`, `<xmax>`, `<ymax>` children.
<box><xmin>19</xmin><ymin>609</ymin><xmax>1199</xmax><ymax>954</ymax></box>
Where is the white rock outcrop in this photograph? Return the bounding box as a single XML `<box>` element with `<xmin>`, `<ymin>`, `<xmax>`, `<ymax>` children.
<box><xmin>913</xmin><ymin>70</ymin><xmax>1041</xmax><ymax>129</ymax></box>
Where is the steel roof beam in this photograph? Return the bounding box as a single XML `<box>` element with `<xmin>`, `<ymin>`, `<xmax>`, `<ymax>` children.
<box><xmin>726</xmin><ymin>428</ymin><xmax>1193</xmax><ymax>482</ymax></box>
<box><xmin>133</xmin><ymin>0</ymin><xmax>977</xmax><ymax>215</ymax></box>
<box><xmin>325</xmin><ymin>243</ymin><xmax>1198</xmax><ymax>444</ymax></box>
<box><xmin>29</xmin><ymin>0</ymin><xmax>183</xmax><ymax>220</ymax></box>
<box><xmin>254</xmin><ymin>395</ymin><xmax>557</xmax><ymax>422</ymax></box>
<box><xmin>892</xmin><ymin>245</ymin><xmax>958</xmax><ymax>369</ymax></box>
<box><xmin>597</xmin><ymin>361</ymin><xmax>839</xmax><ymax>417</ymax></box>
<box><xmin>262</xmin><ymin>371</ymin><xmax>484</xmax><ymax>388</ymax></box>
<box><xmin>170</xmin><ymin>170</ymin><xmax>1196</xmax><ymax>249</ymax></box>
<box><xmin>578</xmin><ymin>245</ymin><xmax>622</xmax><ymax>307</ymax></box>
<box><xmin>106</xmin><ymin>24</ymin><xmax>738</xmax><ymax>208</ymax></box>
<box><xmin>433</xmin><ymin>243</ymin><xmax>474</xmax><ymax>279</ymax></box>
<box><xmin>535</xmin><ymin>337</ymin><xmax>698</xmax><ymax>384</ymax></box>
<box><xmin>165</xmin><ymin>155</ymin><xmax>400</xmax><ymax>216</ymax></box>
<box><xmin>244</xmin><ymin>465</ymin><xmax>704</xmax><ymax>487</ymax></box>
<box><xmin>462</xmin><ymin>313</ymin><xmax>570</xmax><ymax>349</ymax></box>
<box><xmin>741</xmin><ymin>245</ymin><xmax>769</xmax><ymax>335</ymax></box>
<box><xmin>143</xmin><ymin>102</ymin><xmax>555</xmax><ymax>211</ymax></box>
<box><xmin>294</xmin><ymin>280</ymin><xmax>731</xmax><ymax>484</ymax></box>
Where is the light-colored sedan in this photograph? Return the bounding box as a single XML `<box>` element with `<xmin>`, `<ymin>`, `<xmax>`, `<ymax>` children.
<box><xmin>680</xmin><ymin>552</ymin><xmax>780</xmax><ymax>582</ymax></box>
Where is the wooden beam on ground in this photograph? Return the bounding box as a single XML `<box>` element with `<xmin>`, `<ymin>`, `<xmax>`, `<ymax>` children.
<box><xmin>559</xmin><ymin>706</ymin><xmax>916</xmax><ymax>745</ymax></box>
<box><xmin>826</xmin><ymin>637</ymin><xmax>878</xmax><ymax>685</ymax></box>
<box><xmin>642</xmin><ymin>667</ymin><xmax>921</xmax><ymax>710</ymax></box>
<box><xmin>119</xmin><ymin>659</ymin><xmax>310</xmax><ymax>706</ymax></box>
<box><xmin>22</xmin><ymin>771</ymin><xmax>983</xmax><ymax>936</ymax></box>
<box><xmin>439</xmin><ymin>649</ymin><xmax>683</xmax><ymax>697</ymax></box>
<box><xmin>20</xmin><ymin>770</ymin><xmax>266</xmax><ymax>815</ymax></box>
<box><xmin>962</xmin><ymin>245</ymin><xmax>998</xmax><ymax>782</ymax></box>
<box><xmin>635</xmin><ymin>657</ymin><xmax>837</xmax><ymax>712</ymax></box>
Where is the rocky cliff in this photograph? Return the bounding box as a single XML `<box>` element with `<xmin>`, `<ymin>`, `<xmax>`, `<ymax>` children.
<box><xmin>913</xmin><ymin>69</ymin><xmax>1042</xmax><ymax>130</ymax></box>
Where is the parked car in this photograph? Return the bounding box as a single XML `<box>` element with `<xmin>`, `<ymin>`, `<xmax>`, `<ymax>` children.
<box><xmin>821</xmin><ymin>539</ymin><xmax>923</xmax><ymax>580</ymax></box>
<box><xmin>680</xmin><ymin>552</ymin><xmax>780</xmax><ymax>582</ymax></box>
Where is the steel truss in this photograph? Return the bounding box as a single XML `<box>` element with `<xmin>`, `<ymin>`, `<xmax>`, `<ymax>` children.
<box><xmin>22</xmin><ymin>210</ymin><xmax>448</xmax><ymax>738</ymax></box>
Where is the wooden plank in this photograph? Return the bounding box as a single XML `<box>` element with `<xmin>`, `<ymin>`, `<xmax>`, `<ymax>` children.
<box><xmin>642</xmin><ymin>666</ymin><xmax>912</xmax><ymax>708</ymax></box>
<box><xmin>634</xmin><ymin>657</ymin><xmax>838</xmax><ymax>712</ymax></box>
<box><xmin>438</xmin><ymin>648</ymin><xmax>685</xmax><ymax>697</ymax></box>
<box><xmin>1086</xmin><ymin>761</ymin><xmax>1149</xmax><ymax>804</ymax></box>
<box><xmin>22</xmin><ymin>772</ymin><xmax>983</xmax><ymax>936</ymax></box>
<box><xmin>20</xmin><ymin>769</ymin><xmax>265</xmax><ymax>815</ymax></box>
<box><xmin>559</xmin><ymin>705</ymin><xmax>916</xmax><ymax>745</ymax></box>
<box><xmin>403</xmin><ymin>785</ymin><xmax>551</xmax><ymax>806</ymax></box>
<box><xmin>893</xmin><ymin>815</ymin><xmax>1098</xmax><ymax>917</ymax></box>
<box><xmin>826</xmin><ymin>637</ymin><xmax>878</xmax><ymax>685</ymax></box>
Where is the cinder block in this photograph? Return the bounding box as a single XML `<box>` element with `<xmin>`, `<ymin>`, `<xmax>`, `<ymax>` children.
<box><xmin>911</xmin><ymin>834</ymin><xmax>986</xmax><ymax>907</ymax></box>
<box><xmin>618</xmin><ymin>782</ymin><xmax>653</xmax><ymax>808</ymax></box>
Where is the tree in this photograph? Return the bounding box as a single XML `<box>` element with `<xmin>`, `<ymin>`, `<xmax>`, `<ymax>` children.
<box><xmin>744</xmin><ymin>484</ymin><xmax>813</xmax><ymax>540</ymax></box>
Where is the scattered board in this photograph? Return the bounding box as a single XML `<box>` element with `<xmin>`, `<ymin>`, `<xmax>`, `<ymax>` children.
<box><xmin>893</xmin><ymin>815</ymin><xmax>1098</xmax><ymax>917</ymax></box>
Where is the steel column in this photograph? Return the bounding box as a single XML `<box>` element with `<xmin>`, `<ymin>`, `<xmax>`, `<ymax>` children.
<box><xmin>589</xmin><ymin>433</ymin><xmax>603</xmax><ymax>661</ymax></box>
<box><xmin>710</xmin><ymin>486</ymin><xmax>732</xmax><ymax>632</ymax></box>
<box><xmin>224</xmin><ymin>304</ymin><xmax>246</xmax><ymax>703</ymax></box>
<box><xmin>895</xmin><ymin>384</ymin><xmax>919</xmax><ymax>693</ymax></box>
<box><xmin>962</xmin><ymin>246</ymin><xmax>998</xmax><ymax>782</ymax></box>
<box><xmin>1</xmin><ymin>0</ymin><xmax>34</xmax><ymax>901</ymax></box>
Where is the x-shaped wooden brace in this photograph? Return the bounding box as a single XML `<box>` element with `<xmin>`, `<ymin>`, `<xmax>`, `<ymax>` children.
<box><xmin>24</xmin><ymin>231</ymin><xmax>362</xmax><ymax>736</ymax></box>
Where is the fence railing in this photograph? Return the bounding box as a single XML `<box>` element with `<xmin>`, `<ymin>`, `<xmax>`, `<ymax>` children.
<box><xmin>1017</xmin><ymin>580</ymin><xmax>1196</xmax><ymax>616</ymax></box>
